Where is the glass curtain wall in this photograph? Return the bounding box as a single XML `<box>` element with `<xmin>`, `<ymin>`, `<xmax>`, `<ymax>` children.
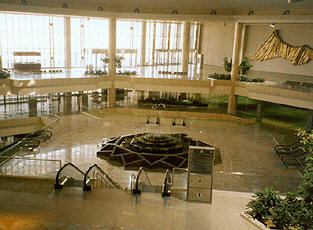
<box><xmin>153</xmin><ymin>21</ymin><xmax>183</xmax><ymax>65</ymax></box>
<box><xmin>0</xmin><ymin>13</ymin><xmax>65</xmax><ymax>69</ymax></box>
<box><xmin>71</xmin><ymin>18</ymin><xmax>109</xmax><ymax>69</ymax></box>
<box><xmin>189</xmin><ymin>22</ymin><xmax>199</xmax><ymax>64</ymax></box>
<box><xmin>116</xmin><ymin>20</ymin><xmax>142</xmax><ymax>68</ymax></box>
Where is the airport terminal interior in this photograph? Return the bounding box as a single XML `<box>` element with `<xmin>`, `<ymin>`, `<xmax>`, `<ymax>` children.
<box><xmin>0</xmin><ymin>0</ymin><xmax>312</xmax><ymax>229</ymax></box>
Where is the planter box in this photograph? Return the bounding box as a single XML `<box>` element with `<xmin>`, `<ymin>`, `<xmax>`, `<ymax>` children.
<box><xmin>240</xmin><ymin>213</ymin><xmax>278</xmax><ymax>230</ymax></box>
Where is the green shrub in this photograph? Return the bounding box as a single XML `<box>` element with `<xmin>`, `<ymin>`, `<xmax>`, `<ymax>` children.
<box><xmin>85</xmin><ymin>70</ymin><xmax>108</xmax><ymax>75</ymax></box>
<box><xmin>223</xmin><ymin>56</ymin><xmax>253</xmax><ymax>75</ymax></box>
<box><xmin>246</xmin><ymin>188</ymin><xmax>281</xmax><ymax>223</ymax></box>
<box><xmin>239</xmin><ymin>56</ymin><xmax>253</xmax><ymax>75</ymax></box>
<box><xmin>209</xmin><ymin>73</ymin><xmax>264</xmax><ymax>82</ymax></box>
<box><xmin>223</xmin><ymin>57</ymin><xmax>232</xmax><ymax>73</ymax></box>
<box><xmin>297</xmin><ymin>129</ymin><xmax>313</xmax><ymax>202</ymax></box>
<box><xmin>246</xmin><ymin>129</ymin><xmax>313</xmax><ymax>229</ymax></box>
<box><xmin>0</xmin><ymin>69</ymin><xmax>11</xmax><ymax>79</ymax></box>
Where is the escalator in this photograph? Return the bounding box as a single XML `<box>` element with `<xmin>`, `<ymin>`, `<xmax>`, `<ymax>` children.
<box><xmin>0</xmin><ymin>129</ymin><xmax>52</xmax><ymax>166</ymax></box>
<box><xmin>131</xmin><ymin>167</ymin><xmax>172</xmax><ymax>197</ymax></box>
<box><xmin>54</xmin><ymin>163</ymin><xmax>123</xmax><ymax>191</ymax></box>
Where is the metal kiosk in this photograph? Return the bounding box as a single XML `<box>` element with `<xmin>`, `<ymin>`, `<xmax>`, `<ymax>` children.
<box><xmin>187</xmin><ymin>146</ymin><xmax>215</xmax><ymax>203</ymax></box>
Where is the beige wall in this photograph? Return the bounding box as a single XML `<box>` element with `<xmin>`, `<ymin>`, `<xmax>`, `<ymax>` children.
<box><xmin>200</xmin><ymin>23</ymin><xmax>313</xmax><ymax>77</ymax></box>
<box><xmin>200</xmin><ymin>22</ymin><xmax>235</xmax><ymax>66</ymax></box>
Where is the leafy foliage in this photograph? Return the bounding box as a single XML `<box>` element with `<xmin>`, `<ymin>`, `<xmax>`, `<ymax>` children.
<box><xmin>239</xmin><ymin>56</ymin><xmax>253</xmax><ymax>75</ymax></box>
<box><xmin>246</xmin><ymin>129</ymin><xmax>313</xmax><ymax>229</ymax></box>
<box><xmin>223</xmin><ymin>56</ymin><xmax>253</xmax><ymax>75</ymax></box>
<box><xmin>297</xmin><ymin>129</ymin><xmax>313</xmax><ymax>202</ymax></box>
<box><xmin>0</xmin><ymin>69</ymin><xmax>11</xmax><ymax>79</ymax></box>
<box><xmin>117</xmin><ymin>70</ymin><xmax>137</xmax><ymax>76</ymax></box>
<box><xmin>209</xmin><ymin>73</ymin><xmax>264</xmax><ymax>82</ymax></box>
<box><xmin>246</xmin><ymin>188</ymin><xmax>281</xmax><ymax>223</ymax></box>
<box><xmin>223</xmin><ymin>57</ymin><xmax>232</xmax><ymax>73</ymax></box>
<box><xmin>85</xmin><ymin>70</ymin><xmax>108</xmax><ymax>75</ymax></box>
<box><xmin>101</xmin><ymin>55</ymin><xmax>125</xmax><ymax>68</ymax></box>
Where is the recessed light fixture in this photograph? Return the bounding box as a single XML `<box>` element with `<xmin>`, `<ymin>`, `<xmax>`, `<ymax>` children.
<box><xmin>98</xmin><ymin>6</ymin><xmax>103</xmax><ymax>11</ymax></box>
<box><xmin>283</xmin><ymin>10</ymin><xmax>290</xmax><ymax>15</ymax></box>
<box><xmin>134</xmin><ymin>8</ymin><xmax>140</xmax><ymax>13</ymax></box>
<box><xmin>270</xmin><ymin>23</ymin><xmax>276</xmax><ymax>28</ymax></box>
<box><xmin>62</xmin><ymin>3</ymin><xmax>68</xmax><ymax>8</ymax></box>
<box><xmin>210</xmin><ymin>10</ymin><xmax>216</xmax><ymax>15</ymax></box>
<box><xmin>248</xmin><ymin>10</ymin><xmax>254</xmax><ymax>15</ymax></box>
<box><xmin>21</xmin><ymin>0</ymin><xmax>27</xmax><ymax>5</ymax></box>
<box><xmin>172</xmin><ymin>9</ymin><xmax>178</xmax><ymax>14</ymax></box>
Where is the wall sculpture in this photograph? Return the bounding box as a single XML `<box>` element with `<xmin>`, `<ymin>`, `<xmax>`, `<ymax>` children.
<box><xmin>252</xmin><ymin>30</ymin><xmax>313</xmax><ymax>65</ymax></box>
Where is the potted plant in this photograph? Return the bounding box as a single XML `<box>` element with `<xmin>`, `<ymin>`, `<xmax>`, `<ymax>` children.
<box><xmin>243</xmin><ymin>129</ymin><xmax>313</xmax><ymax>230</ymax></box>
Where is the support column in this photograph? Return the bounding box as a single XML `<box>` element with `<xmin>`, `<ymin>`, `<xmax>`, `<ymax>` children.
<box><xmin>141</xmin><ymin>21</ymin><xmax>146</xmax><ymax>66</ymax></box>
<box><xmin>182</xmin><ymin>22</ymin><xmax>190</xmax><ymax>74</ymax></box>
<box><xmin>108</xmin><ymin>18</ymin><xmax>116</xmax><ymax>108</ymax></box>
<box><xmin>227</xmin><ymin>22</ymin><xmax>243</xmax><ymax>115</ymax></box>
<box><xmin>64</xmin><ymin>92</ymin><xmax>72</xmax><ymax>114</ymax></box>
<box><xmin>256</xmin><ymin>103</ymin><xmax>263</xmax><ymax>122</ymax></box>
<box><xmin>64</xmin><ymin>17</ymin><xmax>71</xmax><ymax>68</ymax></box>
<box><xmin>239</xmin><ymin>25</ymin><xmax>247</xmax><ymax>63</ymax></box>
<box><xmin>0</xmin><ymin>55</ymin><xmax>2</xmax><ymax>70</ymax></box>
<box><xmin>82</xmin><ymin>92</ymin><xmax>88</xmax><ymax>111</ymax></box>
<box><xmin>152</xmin><ymin>22</ymin><xmax>156</xmax><ymax>65</ymax></box>
<box><xmin>29</xmin><ymin>98</ymin><xmax>37</xmax><ymax>117</ymax></box>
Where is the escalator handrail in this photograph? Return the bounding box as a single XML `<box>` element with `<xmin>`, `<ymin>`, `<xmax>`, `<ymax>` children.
<box><xmin>162</xmin><ymin>169</ymin><xmax>171</xmax><ymax>195</ymax></box>
<box><xmin>134</xmin><ymin>167</ymin><xmax>152</xmax><ymax>191</ymax></box>
<box><xmin>84</xmin><ymin>164</ymin><xmax>123</xmax><ymax>190</ymax></box>
<box><xmin>55</xmin><ymin>162</ymin><xmax>85</xmax><ymax>187</ymax></box>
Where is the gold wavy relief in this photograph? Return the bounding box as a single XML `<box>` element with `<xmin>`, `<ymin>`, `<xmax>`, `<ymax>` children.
<box><xmin>252</xmin><ymin>30</ymin><xmax>313</xmax><ymax>65</ymax></box>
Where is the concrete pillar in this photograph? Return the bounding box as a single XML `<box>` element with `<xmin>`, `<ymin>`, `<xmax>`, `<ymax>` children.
<box><xmin>227</xmin><ymin>22</ymin><xmax>243</xmax><ymax>115</ymax></box>
<box><xmin>64</xmin><ymin>17</ymin><xmax>71</xmax><ymax>68</ymax></box>
<box><xmin>82</xmin><ymin>92</ymin><xmax>88</xmax><ymax>111</ymax></box>
<box><xmin>108</xmin><ymin>18</ymin><xmax>116</xmax><ymax>108</ymax></box>
<box><xmin>141</xmin><ymin>21</ymin><xmax>146</xmax><ymax>66</ymax></box>
<box><xmin>239</xmin><ymin>25</ymin><xmax>247</xmax><ymax>63</ymax></box>
<box><xmin>182</xmin><ymin>22</ymin><xmax>190</xmax><ymax>74</ymax></box>
<box><xmin>152</xmin><ymin>22</ymin><xmax>156</xmax><ymax>65</ymax></box>
<box><xmin>144</xmin><ymin>90</ymin><xmax>149</xmax><ymax>99</ymax></box>
<box><xmin>256</xmin><ymin>103</ymin><xmax>263</xmax><ymax>122</ymax></box>
<box><xmin>64</xmin><ymin>92</ymin><xmax>72</xmax><ymax>114</ymax></box>
<box><xmin>29</xmin><ymin>98</ymin><xmax>37</xmax><ymax>117</ymax></box>
<box><xmin>0</xmin><ymin>55</ymin><xmax>2</xmax><ymax>70</ymax></box>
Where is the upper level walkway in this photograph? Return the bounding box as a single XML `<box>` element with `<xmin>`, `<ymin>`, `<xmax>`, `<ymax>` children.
<box><xmin>1</xmin><ymin>65</ymin><xmax>312</xmax><ymax>110</ymax></box>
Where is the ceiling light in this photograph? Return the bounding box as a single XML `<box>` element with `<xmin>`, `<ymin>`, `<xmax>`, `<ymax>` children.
<box><xmin>270</xmin><ymin>23</ymin><xmax>276</xmax><ymax>28</ymax></box>
<box><xmin>210</xmin><ymin>10</ymin><xmax>216</xmax><ymax>15</ymax></box>
<box><xmin>20</xmin><ymin>0</ymin><xmax>27</xmax><ymax>5</ymax></box>
<box><xmin>98</xmin><ymin>6</ymin><xmax>103</xmax><ymax>11</ymax></box>
<box><xmin>134</xmin><ymin>8</ymin><xmax>140</xmax><ymax>13</ymax></box>
<box><xmin>172</xmin><ymin>9</ymin><xmax>178</xmax><ymax>14</ymax></box>
<box><xmin>248</xmin><ymin>10</ymin><xmax>254</xmax><ymax>15</ymax></box>
<box><xmin>62</xmin><ymin>3</ymin><xmax>68</xmax><ymax>8</ymax></box>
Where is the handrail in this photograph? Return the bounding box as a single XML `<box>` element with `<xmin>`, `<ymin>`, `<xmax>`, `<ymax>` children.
<box><xmin>132</xmin><ymin>167</ymin><xmax>152</xmax><ymax>195</ymax></box>
<box><xmin>55</xmin><ymin>162</ymin><xmax>85</xmax><ymax>189</ymax></box>
<box><xmin>162</xmin><ymin>169</ymin><xmax>171</xmax><ymax>197</ymax></box>
<box><xmin>83</xmin><ymin>164</ymin><xmax>122</xmax><ymax>190</ymax></box>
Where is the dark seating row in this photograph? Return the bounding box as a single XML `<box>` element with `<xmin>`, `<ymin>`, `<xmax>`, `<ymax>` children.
<box><xmin>273</xmin><ymin>138</ymin><xmax>307</xmax><ymax>168</ymax></box>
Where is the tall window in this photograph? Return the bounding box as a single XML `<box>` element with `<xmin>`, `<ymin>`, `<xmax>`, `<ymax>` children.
<box><xmin>116</xmin><ymin>20</ymin><xmax>142</xmax><ymax>68</ymax></box>
<box><xmin>71</xmin><ymin>18</ymin><xmax>109</xmax><ymax>69</ymax></box>
<box><xmin>0</xmin><ymin>13</ymin><xmax>64</xmax><ymax>68</ymax></box>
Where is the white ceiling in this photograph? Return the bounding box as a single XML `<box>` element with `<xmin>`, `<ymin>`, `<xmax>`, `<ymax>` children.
<box><xmin>0</xmin><ymin>0</ymin><xmax>313</xmax><ymax>15</ymax></box>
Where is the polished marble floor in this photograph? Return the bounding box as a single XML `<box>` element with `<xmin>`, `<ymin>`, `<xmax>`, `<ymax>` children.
<box><xmin>0</xmin><ymin>176</ymin><xmax>259</xmax><ymax>230</ymax></box>
<box><xmin>0</xmin><ymin>112</ymin><xmax>302</xmax><ymax>194</ymax></box>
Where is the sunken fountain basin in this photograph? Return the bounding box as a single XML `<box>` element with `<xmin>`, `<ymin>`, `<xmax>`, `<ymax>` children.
<box><xmin>97</xmin><ymin>133</ymin><xmax>216</xmax><ymax>169</ymax></box>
